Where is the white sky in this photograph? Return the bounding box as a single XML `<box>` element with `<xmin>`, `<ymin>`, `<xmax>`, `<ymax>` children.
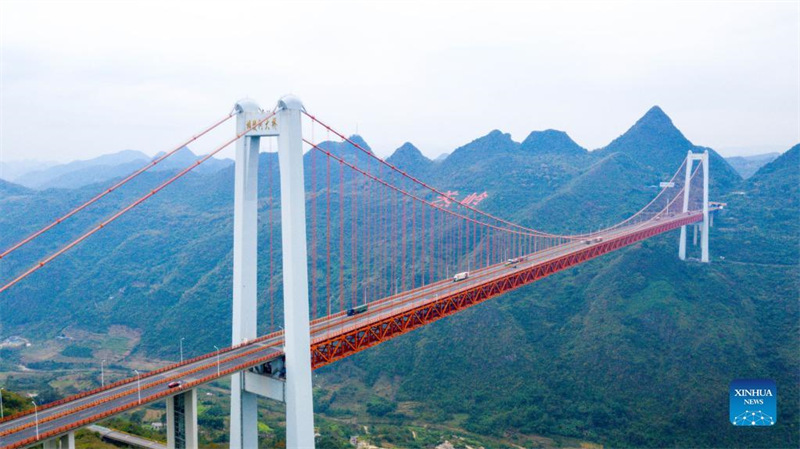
<box><xmin>1</xmin><ymin>0</ymin><xmax>798</xmax><ymax>163</ymax></box>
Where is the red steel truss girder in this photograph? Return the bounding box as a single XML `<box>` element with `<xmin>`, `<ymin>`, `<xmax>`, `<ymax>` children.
<box><xmin>310</xmin><ymin>214</ymin><xmax>703</xmax><ymax>369</ymax></box>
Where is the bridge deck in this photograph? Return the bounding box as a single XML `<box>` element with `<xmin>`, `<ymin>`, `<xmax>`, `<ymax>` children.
<box><xmin>86</xmin><ymin>425</ymin><xmax>166</xmax><ymax>449</ymax></box>
<box><xmin>0</xmin><ymin>212</ymin><xmax>704</xmax><ymax>449</ymax></box>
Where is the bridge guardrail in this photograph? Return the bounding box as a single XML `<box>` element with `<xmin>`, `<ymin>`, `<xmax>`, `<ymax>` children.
<box><xmin>0</xmin><ymin>329</ymin><xmax>284</xmax><ymax>426</ymax></box>
<box><xmin>0</xmin><ymin>341</ymin><xmax>284</xmax><ymax>438</ymax></box>
<box><xmin>4</xmin><ymin>352</ymin><xmax>281</xmax><ymax>449</ymax></box>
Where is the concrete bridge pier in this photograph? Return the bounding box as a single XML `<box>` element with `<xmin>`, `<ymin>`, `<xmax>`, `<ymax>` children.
<box><xmin>166</xmin><ymin>389</ymin><xmax>198</xmax><ymax>449</ymax></box>
<box><xmin>42</xmin><ymin>432</ymin><xmax>75</xmax><ymax>449</ymax></box>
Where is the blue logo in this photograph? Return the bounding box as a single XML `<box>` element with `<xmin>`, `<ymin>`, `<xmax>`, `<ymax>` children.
<box><xmin>730</xmin><ymin>379</ymin><xmax>776</xmax><ymax>426</ymax></box>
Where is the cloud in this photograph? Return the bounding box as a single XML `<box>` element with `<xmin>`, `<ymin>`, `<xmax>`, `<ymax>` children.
<box><xmin>1</xmin><ymin>0</ymin><xmax>798</xmax><ymax>162</ymax></box>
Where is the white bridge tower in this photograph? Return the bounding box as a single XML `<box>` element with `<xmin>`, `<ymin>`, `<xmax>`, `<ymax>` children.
<box><xmin>678</xmin><ymin>151</ymin><xmax>710</xmax><ymax>263</ymax></box>
<box><xmin>230</xmin><ymin>96</ymin><xmax>316</xmax><ymax>449</ymax></box>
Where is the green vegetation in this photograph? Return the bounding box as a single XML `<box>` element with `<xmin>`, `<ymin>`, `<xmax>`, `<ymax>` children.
<box><xmin>0</xmin><ymin>388</ymin><xmax>32</xmax><ymax>416</ymax></box>
<box><xmin>61</xmin><ymin>344</ymin><xmax>94</xmax><ymax>358</ymax></box>
<box><xmin>101</xmin><ymin>416</ymin><xmax>166</xmax><ymax>442</ymax></box>
<box><xmin>0</xmin><ymin>109</ymin><xmax>796</xmax><ymax>448</ymax></box>
<box><xmin>74</xmin><ymin>429</ymin><xmax>119</xmax><ymax>449</ymax></box>
<box><xmin>366</xmin><ymin>396</ymin><xmax>397</xmax><ymax>417</ymax></box>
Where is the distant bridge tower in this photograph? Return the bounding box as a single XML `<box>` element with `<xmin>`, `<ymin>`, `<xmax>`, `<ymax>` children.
<box><xmin>678</xmin><ymin>151</ymin><xmax>710</xmax><ymax>263</ymax></box>
<box><xmin>230</xmin><ymin>96</ymin><xmax>316</xmax><ymax>449</ymax></box>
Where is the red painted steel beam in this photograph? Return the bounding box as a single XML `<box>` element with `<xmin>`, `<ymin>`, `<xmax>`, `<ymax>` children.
<box><xmin>310</xmin><ymin>213</ymin><xmax>703</xmax><ymax>369</ymax></box>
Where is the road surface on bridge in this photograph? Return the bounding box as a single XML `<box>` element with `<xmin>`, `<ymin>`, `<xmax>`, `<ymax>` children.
<box><xmin>0</xmin><ymin>211</ymin><xmax>704</xmax><ymax>449</ymax></box>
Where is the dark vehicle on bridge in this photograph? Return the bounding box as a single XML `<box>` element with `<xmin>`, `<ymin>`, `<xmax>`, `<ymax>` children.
<box><xmin>347</xmin><ymin>304</ymin><xmax>368</xmax><ymax>316</ymax></box>
<box><xmin>168</xmin><ymin>381</ymin><xmax>182</xmax><ymax>388</ymax></box>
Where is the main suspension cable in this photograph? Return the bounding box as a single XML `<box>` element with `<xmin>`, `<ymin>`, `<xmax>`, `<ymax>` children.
<box><xmin>0</xmin><ymin>112</ymin><xmax>235</xmax><ymax>261</ymax></box>
<box><xmin>304</xmin><ymin>112</ymin><xmax>696</xmax><ymax>241</ymax></box>
<box><xmin>0</xmin><ymin>111</ymin><xmax>275</xmax><ymax>295</ymax></box>
<box><xmin>304</xmin><ymin>138</ymin><xmax>541</xmax><ymax>237</ymax></box>
<box><xmin>304</xmin><ymin>112</ymin><xmax>582</xmax><ymax>239</ymax></box>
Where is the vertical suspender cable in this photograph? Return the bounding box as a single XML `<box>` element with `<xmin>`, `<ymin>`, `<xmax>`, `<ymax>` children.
<box><xmin>401</xmin><ymin>195</ymin><xmax>407</xmax><ymax>292</ymax></box>
<box><xmin>350</xmin><ymin>164</ymin><xmax>358</xmax><ymax>307</ymax></box>
<box><xmin>411</xmin><ymin>199</ymin><xmax>416</xmax><ymax>289</ymax></box>
<box><xmin>420</xmin><ymin>201</ymin><xmax>425</xmax><ymax>286</ymax></box>
<box><xmin>429</xmin><ymin>204</ymin><xmax>435</xmax><ymax>282</ymax></box>
<box><xmin>339</xmin><ymin>160</ymin><xmax>345</xmax><ymax>314</ymax></box>
<box><xmin>267</xmin><ymin>152</ymin><xmax>274</xmax><ymax>332</ymax></box>
<box><xmin>391</xmin><ymin>191</ymin><xmax>396</xmax><ymax>294</ymax></box>
<box><xmin>326</xmin><ymin>153</ymin><xmax>332</xmax><ymax>317</ymax></box>
<box><xmin>310</xmin><ymin>141</ymin><xmax>318</xmax><ymax>320</ymax></box>
<box><xmin>361</xmin><ymin>173</ymin><xmax>372</xmax><ymax>299</ymax></box>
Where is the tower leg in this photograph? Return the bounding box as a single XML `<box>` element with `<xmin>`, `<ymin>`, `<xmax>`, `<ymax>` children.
<box><xmin>277</xmin><ymin>96</ymin><xmax>316</xmax><ymax>449</ymax></box>
<box><xmin>701</xmin><ymin>151</ymin><xmax>710</xmax><ymax>263</ymax></box>
<box><xmin>678</xmin><ymin>151</ymin><xmax>693</xmax><ymax>260</ymax></box>
<box><xmin>230</xmin><ymin>101</ymin><xmax>261</xmax><ymax>449</ymax></box>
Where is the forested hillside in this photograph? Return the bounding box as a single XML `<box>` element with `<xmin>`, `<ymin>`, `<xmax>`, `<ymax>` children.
<box><xmin>0</xmin><ymin>107</ymin><xmax>796</xmax><ymax>448</ymax></box>
<box><xmin>329</xmin><ymin>144</ymin><xmax>798</xmax><ymax>449</ymax></box>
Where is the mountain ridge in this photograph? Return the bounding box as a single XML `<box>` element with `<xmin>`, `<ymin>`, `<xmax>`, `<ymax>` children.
<box><xmin>0</xmin><ymin>109</ymin><xmax>795</xmax><ymax>449</ymax></box>
<box><xmin>596</xmin><ymin>106</ymin><xmax>741</xmax><ymax>192</ymax></box>
<box><xmin>10</xmin><ymin>148</ymin><xmax>232</xmax><ymax>190</ymax></box>
<box><xmin>386</xmin><ymin>142</ymin><xmax>432</xmax><ymax>177</ymax></box>
<box><xmin>520</xmin><ymin>129</ymin><xmax>587</xmax><ymax>156</ymax></box>
<box><xmin>725</xmin><ymin>152</ymin><xmax>781</xmax><ymax>179</ymax></box>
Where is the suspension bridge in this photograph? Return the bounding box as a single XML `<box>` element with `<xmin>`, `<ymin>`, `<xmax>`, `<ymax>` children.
<box><xmin>0</xmin><ymin>96</ymin><xmax>716</xmax><ymax>449</ymax></box>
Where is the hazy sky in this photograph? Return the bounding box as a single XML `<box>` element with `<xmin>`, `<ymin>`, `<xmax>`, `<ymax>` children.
<box><xmin>1</xmin><ymin>1</ymin><xmax>798</xmax><ymax>163</ymax></box>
